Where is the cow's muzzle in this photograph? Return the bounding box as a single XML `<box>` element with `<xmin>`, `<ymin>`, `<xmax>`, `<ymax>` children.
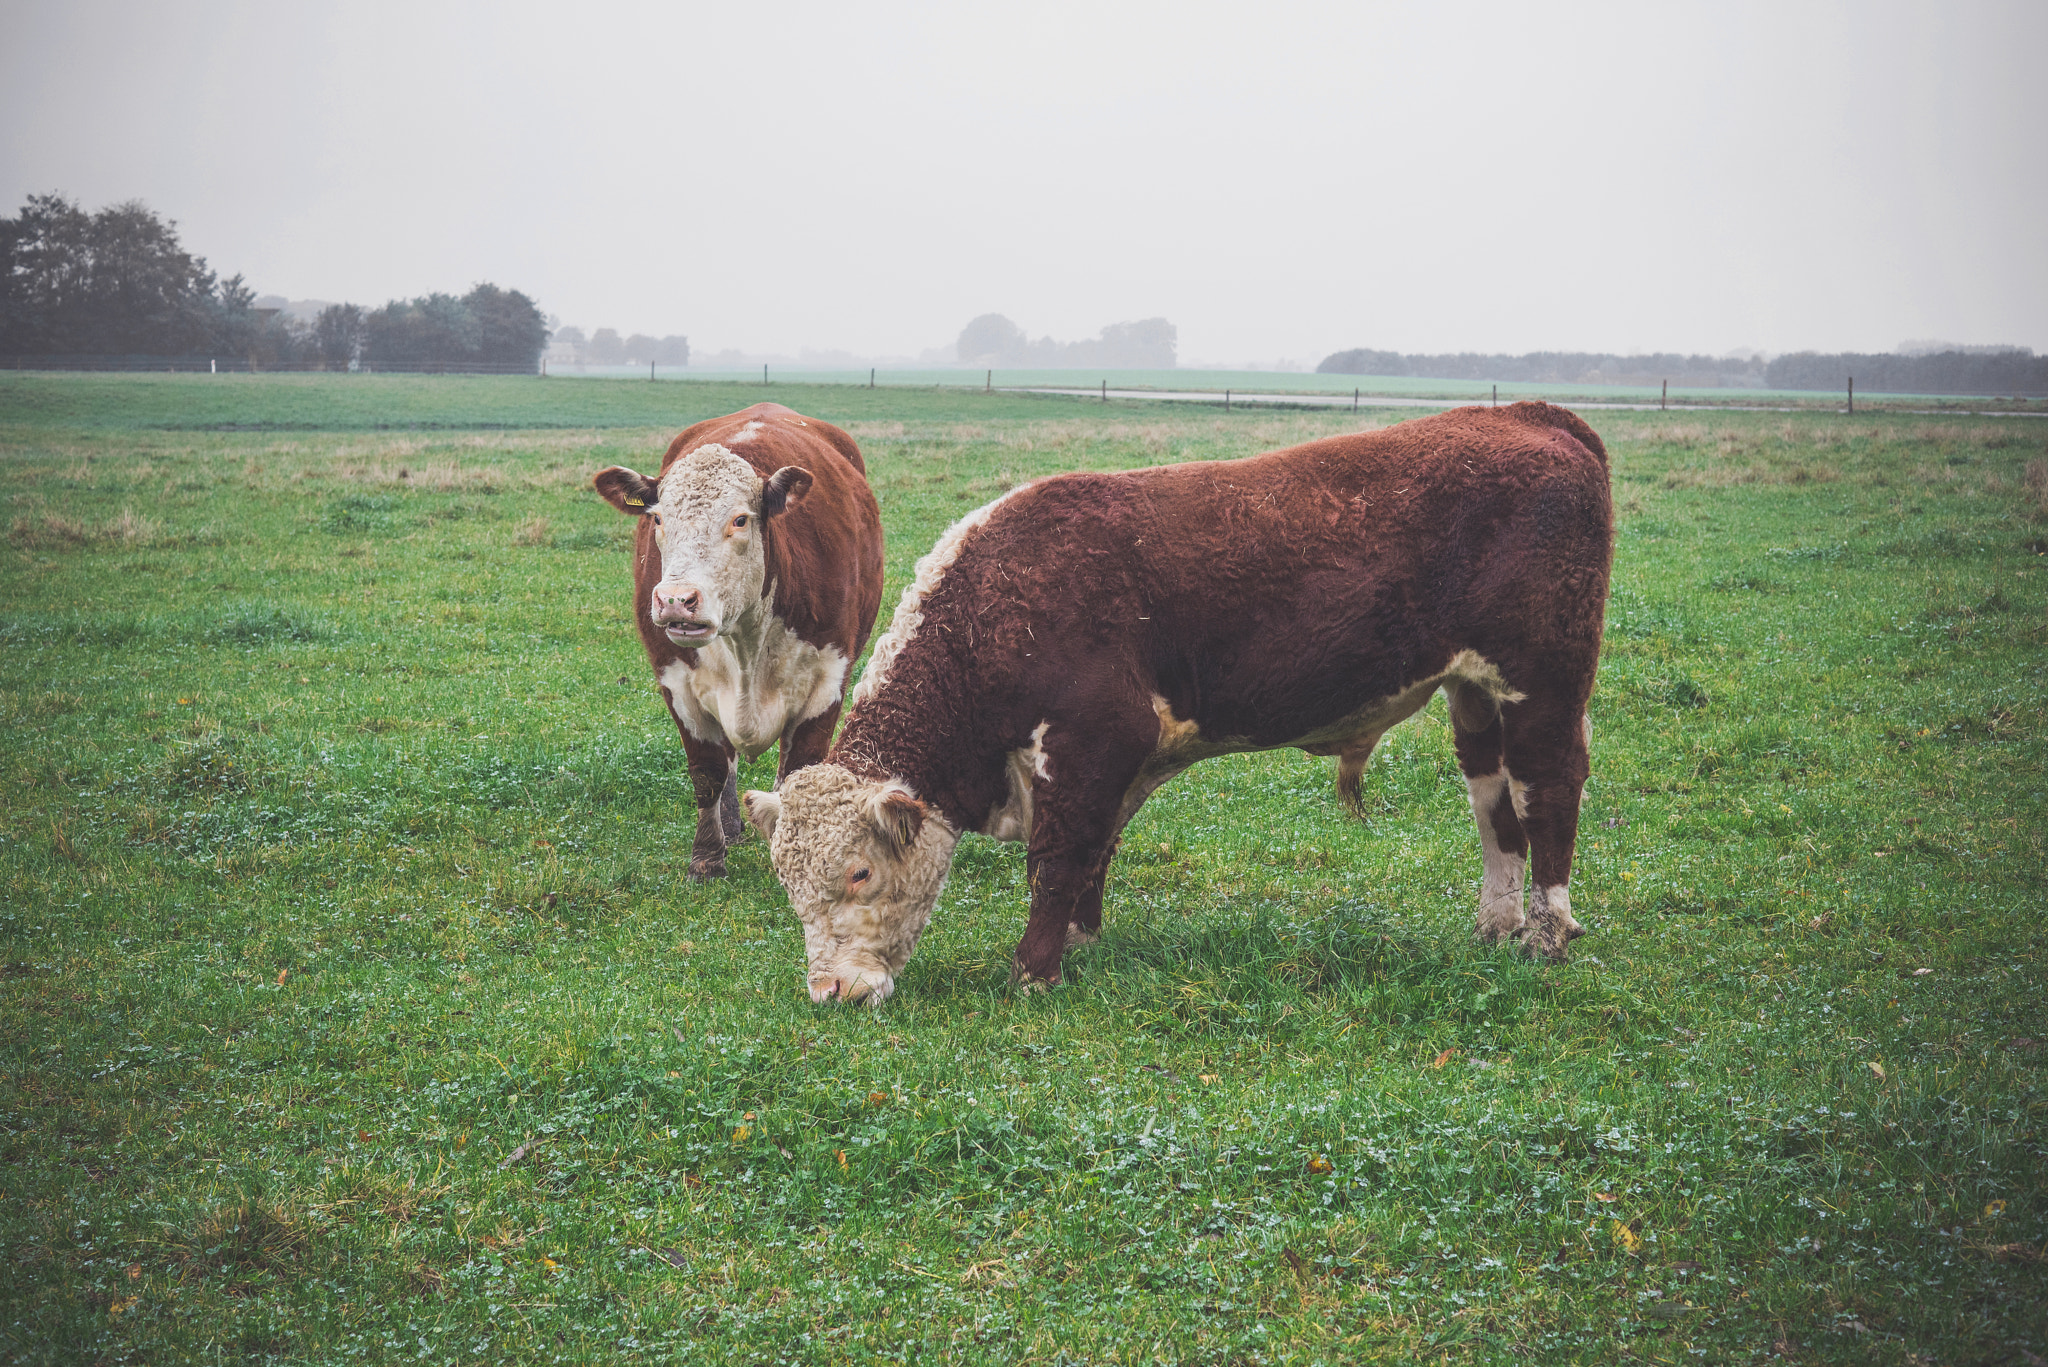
<box><xmin>809</xmin><ymin>969</ymin><xmax>895</xmax><ymax>1005</ymax></box>
<box><xmin>652</xmin><ymin>582</ymin><xmax>717</xmax><ymax>643</ymax></box>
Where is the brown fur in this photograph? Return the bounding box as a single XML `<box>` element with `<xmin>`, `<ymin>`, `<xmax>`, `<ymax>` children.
<box><xmin>828</xmin><ymin>402</ymin><xmax>1612</xmax><ymax>983</ymax></box>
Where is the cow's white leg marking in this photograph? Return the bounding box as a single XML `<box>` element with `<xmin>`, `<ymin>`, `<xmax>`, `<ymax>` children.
<box><xmin>1466</xmin><ymin>769</ymin><xmax>1526</xmax><ymax>942</ymax></box>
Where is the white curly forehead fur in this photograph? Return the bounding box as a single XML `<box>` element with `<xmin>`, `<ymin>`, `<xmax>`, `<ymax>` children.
<box><xmin>765</xmin><ymin>764</ymin><xmax>958</xmax><ymax>984</ymax></box>
<box><xmin>657</xmin><ymin>443</ymin><xmax>758</xmax><ymax>514</ymax></box>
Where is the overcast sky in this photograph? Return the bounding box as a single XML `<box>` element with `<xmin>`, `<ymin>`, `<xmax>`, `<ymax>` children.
<box><xmin>4</xmin><ymin>0</ymin><xmax>2043</xmax><ymax>364</ymax></box>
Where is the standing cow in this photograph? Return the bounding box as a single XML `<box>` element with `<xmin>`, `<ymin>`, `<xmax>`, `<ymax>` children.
<box><xmin>746</xmin><ymin>402</ymin><xmax>1613</xmax><ymax>1002</ymax></box>
<box><xmin>593</xmin><ymin>403</ymin><xmax>884</xmax><ymax>879</ymax></box>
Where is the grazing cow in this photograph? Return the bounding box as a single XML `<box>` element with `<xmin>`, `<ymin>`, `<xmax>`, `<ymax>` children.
<box><xmin>593</xmin><ymin>403</ymin><xmax>884</xmax><ymax>878</ymax></box>
<box><xmin>746</xmin><ymin>402</ymin><xmax>1613</xmax><ymax>1002</ymax></box>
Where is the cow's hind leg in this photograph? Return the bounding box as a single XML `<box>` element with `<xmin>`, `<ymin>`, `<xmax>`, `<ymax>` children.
<box><xmin>680</xmin><ymin>730</ymin><xmax>738</xmax><ymax>880</ymax></box>
<box><xmin>1334</xmin><ymin>731</ymin><xmax>1385</xmax><ymax>816</ymax></box>
<box><xmin>1450</xmin><ymin>681</ymin><xmax>1528</xmax><ymax>943</ymax></box>
<box><xmin>1499</xmin><ymin>695</ymin><xmax>1591</xmax><ymax>961</ymax></box>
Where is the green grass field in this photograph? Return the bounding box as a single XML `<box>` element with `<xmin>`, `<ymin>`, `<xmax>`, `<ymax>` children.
<box><xmin>2</xmin><ymin>374</ymin><xmax>2044</xmax><ymax>1364</ymax></box>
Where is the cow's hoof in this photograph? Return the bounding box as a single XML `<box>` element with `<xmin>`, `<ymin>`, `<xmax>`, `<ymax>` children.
<box><xmin>1516</xmin><ymin>924</ymin><xmax>1571</xmax><ymax>962</ymax></box>
<box><xmin>1011</xmin><ymin>970</ymin><xmax>1061</xmax><ymax>995</ymax></box>
<box><xmin>688</xmin><ymin>858</ymin><xmax>728</xmax><ymax>881</ymax></box>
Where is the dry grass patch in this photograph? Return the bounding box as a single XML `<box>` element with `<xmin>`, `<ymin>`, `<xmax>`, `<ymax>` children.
<box><xmin>176</xmin><ymin>1198</ymin><xmax>309</xmax><ymax>1281</ymax></box>
<box><xmin>7</xmin><ymin>506</ymin><xmax>161</xmax><ymax>548</ymax></box>
<box><xmin>2023</xmin><ymin>458</ymin><xmax>2048</xmax><ymax>520</ymax></box>
<box><xmin>314</xmin><ymin>1166</ymin><xmax>454</xmax><ymax>1226</ymax></box>
<box><xmin>512</xmin><ymin>516</ymin><xmax>552</xmax><ymax>546</ymax></box>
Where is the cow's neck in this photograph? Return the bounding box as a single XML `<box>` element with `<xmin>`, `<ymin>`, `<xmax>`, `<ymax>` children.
<box><xmin>834</xmin><ymin>686</ymin><xmax>1003</xmax><ymax>835</ymax></box>
<box><xmin>716</xmin><ymin>591</ymin><xmax>776</xmax><ymax>669</ymax></box>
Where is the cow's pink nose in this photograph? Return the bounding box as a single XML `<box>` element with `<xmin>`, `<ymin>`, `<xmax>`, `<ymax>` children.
<box><xmin>655</xmin><ymin>584</ymin><xmax>701</xmax><ymax>617</ymax></box>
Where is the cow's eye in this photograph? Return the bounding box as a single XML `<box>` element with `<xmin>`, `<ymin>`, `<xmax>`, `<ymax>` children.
<box><xmin>651</xmin><ymin>513</ymin><xmax>662</xmax><ymax>526</ymax></box>
<box><xmin>850</xmin><ymin>868</ymin><xmax>870</xmax><ymax>884</ymax></box>
<box><xmin>732</xmin><ymin>514</ymin><xmax>749</xmax><ymax>530</ymax></box>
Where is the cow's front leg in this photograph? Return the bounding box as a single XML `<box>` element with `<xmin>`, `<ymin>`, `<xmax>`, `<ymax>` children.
<box><xmin>718</xmin><ymin>766</ymin><xmax>743</xmax><ymax>847</ymax></box>
<box><xmin>680</xmin><ymin>730</ymin><xmax>738</xmax><ymax>880</ymax></box>
<box><xmin>1016</xmin><ymin>848</ymin><xmax>1114</xmax><ymax>987</ymax></box>
<box><xmin>1013</xmin><ymin>710</ymin><xmax>1150</xmax><ymax>988</ymax></box>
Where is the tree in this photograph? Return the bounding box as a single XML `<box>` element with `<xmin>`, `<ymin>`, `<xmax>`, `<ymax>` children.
<box><xmin>957</xmin><ymin>313</ymin><xmax>1027</xmax><ymax>364</ymax></box>
<box><xmin>587</xmin><ymin>328</ymin><xmax>625</xmax><ymax>364</ymax></box>
<box><xmin>364</xmin><ymin>293</ymin><xmax>480</xmax><ymax>370</ymax></box>
<box><xmin>314</xmin><ymin>304</ymin><xmax>366</xmax><ymax>370</ymax></box>
<box><xmin>1097</xmin><ymin>318</ymin><xmax>1176</xmax><ymax>368</ymax></box>
<box><xmin>0</xmin><ymin>193</ymin><xmax>236</xmax><ymax>354</ymax></box>
<box><xmin>358</xmin><ymin>285</ymin><xmax>548</xmax><ymax>372</ymax></box>
<box><xmin>463</xmin><ymin>283</ymin><xmax>547</xmax><ymax>368</ymax></box>
<box><xmin>651</xmin><ymin>334</ymin><xmax>689</xmax><ymax>366</ymax></box>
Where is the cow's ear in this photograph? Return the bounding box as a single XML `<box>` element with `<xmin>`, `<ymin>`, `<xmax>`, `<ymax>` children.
<box><xmin>743</xmin><ymin>790</ymin><xmax>781</xmax><ymax>841</ymax></box>
<box><xmin>760</xmin><ymin>466</ymin><xmax>814</xmax><ymax>521</ymax></box>
<box><xmin>867</xmin><ymin>783</ymin><xmax>927</xmax><ymax>855</ymax></box>
<box><xmin>593</xmin><ymin>466</ymin><xmax>659</xmax><ymax>515</ymax></box>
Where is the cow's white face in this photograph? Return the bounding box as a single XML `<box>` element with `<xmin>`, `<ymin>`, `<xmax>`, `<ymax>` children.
<box><xmin>745</xmin><ymin>764</ymin><xmax>958</xmax><ymax>1004</ymax></box>
<box><xmin>592</xmin><ymin>444</ymin><xmax>812</xmax><ymax>647</ymax></box>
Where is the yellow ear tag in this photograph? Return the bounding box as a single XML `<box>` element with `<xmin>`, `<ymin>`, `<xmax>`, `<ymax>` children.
<box><xmin>625</xmin><ymin>498</ymin><xmax>644</xmax><ymax>507</ymax></box>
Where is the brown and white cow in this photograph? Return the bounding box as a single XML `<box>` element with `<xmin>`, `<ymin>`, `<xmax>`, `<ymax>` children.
<box><xmin>593</xmin><ymin>403</ymin><xmax>884</xmax><ymax>878</ymax></box>
<box><xmin>745</xmin><ymin>402</ymin><xmax>1613</xmax><ymax>1002</ymax></box>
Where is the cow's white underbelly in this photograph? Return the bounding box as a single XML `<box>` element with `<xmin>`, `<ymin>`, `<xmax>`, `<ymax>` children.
<box><xmin>657</xmin><ymin>612</ymin><xmax>847</xmax><ymax>761</ymax></box>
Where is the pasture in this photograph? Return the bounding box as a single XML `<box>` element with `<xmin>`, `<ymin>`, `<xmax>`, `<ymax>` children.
<box><xmin>1</xmin><ymin>373</ymin><xmax>2044</xmax><ymax>1364</ymax></box>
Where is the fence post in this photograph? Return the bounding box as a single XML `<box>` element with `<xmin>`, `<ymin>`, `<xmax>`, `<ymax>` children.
<box><xmin>210</xmin><ymin>359</ymin><xmax>216</xmax><ymax>374</ymax></box>
<box><xmin>986</xmin><ymin>369</ymin><xmax>991</xmax><ymax>393</ymax></box>
<box><xmin>1354</xmin><ymin>387</ymin><xmax>1359</xmax><ymax>412</ymax></box>
<box><xmin>1225</xmin><ymin>389</ymin><xmax>1230</xmax><ymax>411</ymax></box>
<box><xmin>1491</xmin><ymin>384</ymin><xmax>1497</xmax><ymax>407</ymax></box>
<box><xmin>1661</xmin><ymin>379</ymin><xmax>1667</xmax><ymax>410</ymax></box>
<box><xmin>869</xmin><ymin>368</ymin><xmax>875</xmax><ymax>389</ymax></box>
<box><xmin>1848</xmin><ymin>376</ymin><xmax>1854</xmax><ymax>414</ymax></box>
<box><xmin>650</xmin><ymin>360</ymin><xmax>656</xmax><ymax>382</ymax></box>
<box><xmin>1101</xmin><ymin>380</ymin><xmax>1107</xmax><ymax>402</ymax></box>
<box><xmin>763</xmin><ymin>364</ymin><xmax>769</xmax><ymax>386</ymax></box>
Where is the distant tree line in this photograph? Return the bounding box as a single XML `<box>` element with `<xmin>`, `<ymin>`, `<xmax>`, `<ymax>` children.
<box><xmin>1319</xmin><ymin>345</ymin><xmax>2047</xmax><ymax>396</ymax></box>
<box><xmin>551</xmin><ymin>326</ymin><xmax>689</xmax><ymax>366</ymax></box>
<box><xmin>1317</xmin><ymin>348</ymin><xmax>1769</xmax><ymax>388</ymax></box>
<box><xmin>1</xmin><ymin>194</ymin><xmax>548</xmax><ymax>372</ymax></box>
<box><xmin>1761</xmin><ymin>350</ymin><xmax>2045</xmax><ymax>397</ymax></box>
<box><xmin>957</xmin><ymin>314</ymin><xmax>1177</xmax><ymax>368</ymax></box>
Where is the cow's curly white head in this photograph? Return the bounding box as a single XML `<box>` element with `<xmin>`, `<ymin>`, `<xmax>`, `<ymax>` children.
<box><xmin>593</xmin><ymin>443</ymin><xmax>812</xmax><ymax>646</ymax></box>
<box><xmin>745</xmin><ymin>764</ymin><xmax>958</xmax><ymax>1004</ymax></box>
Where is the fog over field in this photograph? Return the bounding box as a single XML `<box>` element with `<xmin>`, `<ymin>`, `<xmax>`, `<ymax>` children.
<box><xmin>3</xmin><ymin>1</ymin><xmax>2044</xmax><ymax>364</ymax></box>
